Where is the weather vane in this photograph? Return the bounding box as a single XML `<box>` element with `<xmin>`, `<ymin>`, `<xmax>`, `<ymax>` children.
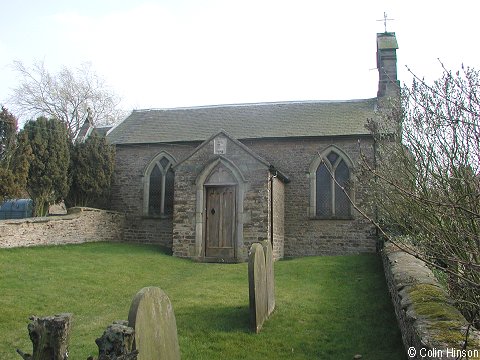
<box><xmin>377</xmin><ymin>12</ymin><xmax>394</xmax><ymax>32</ymax></box>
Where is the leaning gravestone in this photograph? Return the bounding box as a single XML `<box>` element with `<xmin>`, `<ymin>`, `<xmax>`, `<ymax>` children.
<box><xmin>248</xmin><ymin>243</ymin><xmax>268</xmax><ymax>333</ymax></box>
<box><xmin>128</xmin><ymin>287</ymin><xmax>180</xmax><ymax>360</ymax></box>
<box><xmin>261</xmin><ymin>240</ymin><xmax>275</xmax><ymax>317</ymax></box>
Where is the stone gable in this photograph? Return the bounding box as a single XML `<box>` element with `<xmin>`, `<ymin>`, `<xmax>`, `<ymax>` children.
<box><xmin>172</xmin><ymin>132</ymin><xmax>277</xmax><ymax>262</ymax></box>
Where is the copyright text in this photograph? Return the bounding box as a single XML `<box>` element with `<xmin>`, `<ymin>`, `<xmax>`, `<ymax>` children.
<box><xmin>408</xmin><ymin>347</ymin><xmax>479</xmax><ymax>358</ymax></box>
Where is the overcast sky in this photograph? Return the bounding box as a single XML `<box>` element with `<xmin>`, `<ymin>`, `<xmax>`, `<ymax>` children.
<box><xmin>1</xmin><ymin>0</ymin><xmax>479</xmax><ymax>112</ymax></box>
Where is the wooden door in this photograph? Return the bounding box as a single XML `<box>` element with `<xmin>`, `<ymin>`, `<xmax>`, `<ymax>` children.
<box><xmin>205</xmin><ymin>186</ymin><xmax>236</xmax><ymax>259</ymax></box>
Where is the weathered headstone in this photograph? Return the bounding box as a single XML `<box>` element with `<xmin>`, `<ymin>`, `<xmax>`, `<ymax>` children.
<box><xmin>261</xmin><ymin>240</ymin><xmax>275</xmax><ymax>316</ymax></box>
<box><xmin>248</xmin><ymin>243</ymin><xmax>268</xmax><ymax>333</ymax></box>
<box><xmin>128</xmin><ymin>287</ymin><xmax>180</xmax><ymax>360</ymax></box>
<box><xmin>16</xmin><ymin>313</ymin><xmax>72</xmax><ymax>360</ymax></box>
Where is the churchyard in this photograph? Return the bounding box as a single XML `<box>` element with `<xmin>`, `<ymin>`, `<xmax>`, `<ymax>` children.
<box><xmin>0</xmin><ymin>242</ymin><xmax>405</xmax><ymax>359</ymax></box>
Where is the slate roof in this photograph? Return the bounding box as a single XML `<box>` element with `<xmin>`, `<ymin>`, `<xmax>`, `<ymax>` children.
<box><xmin>95</xmin><ymin>126</ymin><xmax>112</xmax><ymax>137</ymax></box>
<box><xmin>107</xmin><ymin>98</ymin><xmax>377</xmax><ymax>145</ymax></box>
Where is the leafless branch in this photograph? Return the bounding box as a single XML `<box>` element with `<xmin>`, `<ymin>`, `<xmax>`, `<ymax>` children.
<box><xmin>319</xmin><ymin>157</ymin><xmax>480</xmax><ymax>289</ymax></box>
<box><xmin>7</xmin><ymin>60</ymin><xmax>124</xmax><ymax>140</ymax></box>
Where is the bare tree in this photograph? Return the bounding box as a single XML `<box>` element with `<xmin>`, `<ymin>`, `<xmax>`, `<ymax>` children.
<box><xmin>361</xmin><ymin>63</ymin><xmax>480</xmax><ymax>328</ymax></box>
<box><xmin>8</xmin><ymin>60</ymin><xmax>125</xmax><ymax>140</ymax></box>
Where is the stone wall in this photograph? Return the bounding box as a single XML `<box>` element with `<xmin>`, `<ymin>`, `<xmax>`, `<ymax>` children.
<box><xmin>111</xmin><ymin>135</ymin><xmax>378</xmax><ymax>258</ymax></box>
<box><xmin>0</xmin><ymin>207</ymin><xmax>125</xmax><ymax>248</ymax></box>
<box><xmin>123</xmin><ymin>217</ymin><xmax>173</xmax><ymax>247</ymax></box>
<box><xmin>245</xmin><ymin>136</ymin><xmax>377</xmax><ymax>257</ymax></box>
<box><xmin>110</xmin><ymin>143</ymin><xmax>198</xmax><ymax>246</ymax></box>
<box><xmin>382</xmin><ymin>242</ymin><xmax>480</xmax><ymax>359</ymax></box>
<box><xmin>110</xmin><ymin>143</ymin><xmax>198</xmax><ymax>216</ymax></box>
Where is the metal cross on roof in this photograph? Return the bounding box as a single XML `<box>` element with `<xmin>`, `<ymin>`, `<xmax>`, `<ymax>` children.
<box><xmin>377</xmin><ymin>12</ymin><xmax>394</xmax><ymax>32</ymax></box>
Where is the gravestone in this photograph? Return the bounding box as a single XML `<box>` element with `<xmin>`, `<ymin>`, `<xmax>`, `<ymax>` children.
<box><xmin>248</xmin><ymin>243</ymin><xmax>268</xmax><ymax>333</ymax></box>
<box><xmin>261</xmin><ymin>240</ymin><xmax>275</xmax><ymax>316</ymax></box>
<box><xmin>128</xmin><ymin>287</ymin><xmax>180</xmax><ymax>360</ymax></box>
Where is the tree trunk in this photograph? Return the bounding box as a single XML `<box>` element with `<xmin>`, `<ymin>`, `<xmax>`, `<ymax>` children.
<box><xmin>88</xmin><ymin>321</ymin><xmax>138</xmax><ymax>360</ymax></box>
<box><xmin>17</xmin><ymin>313</ymin><xmax>72</xmax><ymax>360</ymax></box>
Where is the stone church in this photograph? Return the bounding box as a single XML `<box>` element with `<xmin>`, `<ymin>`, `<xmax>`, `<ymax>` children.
<box><xmin>105</xmin><ymin>32</ymin><xmax>399</xmax><ymax>262</ymax></box>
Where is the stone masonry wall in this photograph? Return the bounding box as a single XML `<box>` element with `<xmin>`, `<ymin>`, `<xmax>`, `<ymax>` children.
<box><xmin>110</xmin><ymin>136</ymin><xmax>377</xmax><ymax>256</ymax></box>
<box><xmin>110</xmin><ymin>143</ymin><xmax>197</xmax><ymax>246</ymax></box>
<box><xmin>244</xmin><ymin>136</ymin><xmax>377</xmax><ymax>257</ymax></box>
<box><xmin>123</xmin><ymin>217</ymin><xmax>173</xmax><ymax>247</ymax></box>
<box><xmin>382</xmin><ymin>242</ymin><xmax>480</xmax><ymax>359</ymax></box>
<box><xmin>0</xmin><ymin>207</ymin><xmax>125</xmax><ymax>248</ymax></box>
<box><xmin>173</xmin><ymin>135</ymin><xmax>271</xmax><ymax>261</ymax></box>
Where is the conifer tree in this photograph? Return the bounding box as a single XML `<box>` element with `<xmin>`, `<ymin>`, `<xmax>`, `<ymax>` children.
<box><xmin>22</xmin><ymin>117</ymin><xmax>70</xmax><ymax>216</ymax></box>
<box><xmin>0</xmin><ymin>107</ymin><xmax>31</xmax><ymax>202</ymax></box>
<box><xmin>67</xmin><ymin>133</ymin><xmax>115</xmax><ymax>208</ymax></box>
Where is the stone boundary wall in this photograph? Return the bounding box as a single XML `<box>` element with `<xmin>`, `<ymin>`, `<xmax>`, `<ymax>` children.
<box><xmin>0</xmin><ymin>207</ymin><xmax>125</xmax><ymax>248</ymax></box>
<box><xmin>382</xmin><ymin>242</ymin><xmax>480</xmax><ymax>359</ymax></box>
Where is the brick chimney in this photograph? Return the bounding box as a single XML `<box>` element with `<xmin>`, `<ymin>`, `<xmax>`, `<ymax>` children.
<box><xmin>377</xmin><ymin>32</ymin><xmax>399</xmax><ymax>98</ymax></box>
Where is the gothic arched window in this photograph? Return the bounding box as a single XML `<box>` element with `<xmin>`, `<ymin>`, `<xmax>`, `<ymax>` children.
<box><xmin>144</xmin><ymin>154</ymin><xmax>175</xmax><ymax>217</ymax></box>
<box><xmin>310</xmin><ymin>147</ymin><xmax>353</xmax><ymax>219</ymax></box>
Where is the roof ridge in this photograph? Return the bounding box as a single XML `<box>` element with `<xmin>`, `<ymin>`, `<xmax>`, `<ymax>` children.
<box><xmin>131</xmin><ymin>98</ymin><xmax>377</xmax><ymax>112</ymax></box>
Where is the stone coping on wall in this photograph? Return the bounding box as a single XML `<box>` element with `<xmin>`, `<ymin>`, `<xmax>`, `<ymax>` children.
<box><xmin>0</xmin><ymin>207</ymin><xmax>125</xmax><ymax>248</ymax></box>
<box><xmin>0</xmin><ymin>207</ymin><xmax>122</xmax><ymax>223</ymax></box>
<box><xmin>382</xmin><ymin>242</ymin><xmax>480</xmax><ymax>360</ymax></box>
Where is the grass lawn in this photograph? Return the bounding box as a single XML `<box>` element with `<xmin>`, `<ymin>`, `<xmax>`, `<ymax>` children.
<box><xmin>0</xmin><ymin>243</ymin><xmax>406</xmax><ymax>359</ymax></box>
